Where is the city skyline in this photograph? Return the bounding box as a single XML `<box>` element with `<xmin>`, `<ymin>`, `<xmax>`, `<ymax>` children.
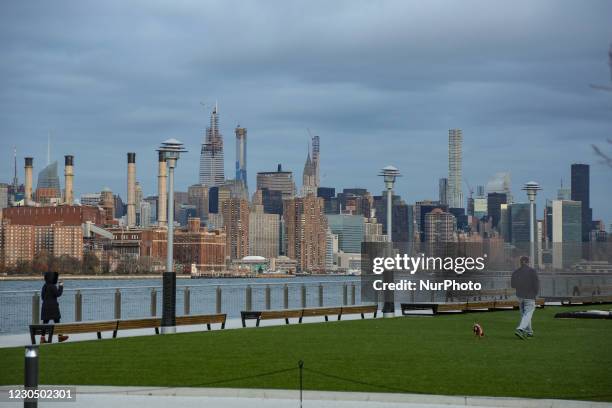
<box><xmin>1</xmin><ymin>1</ymin><xmax>611</xmax><ymax>222</ymax></box>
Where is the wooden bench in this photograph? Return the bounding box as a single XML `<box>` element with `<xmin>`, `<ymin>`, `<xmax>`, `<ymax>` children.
<box><xmin>300</xmin><ymin>307</ymin><xmax>342</xmax><ymax>322</ymax></box>
<box><xmin>339</xmin><ymin>305</ymin><xmax>378</xmax><ymax>319</ymax></box>
<box><xmin>29</xmin><ymin>320</ymin><xmax>118</xmax><ymax>344</ymax></box>
<box><xmin>241</xmin><ymin>309</ymin><xmax>303</xmax><ymax>327</ymax></box>
<box><xmin>176</xmin><ymin>313</ymin><xmax>226</xmax><ymax>330</ymax></box>
<box><xmin>493</xmin><ymin>298</ymin><xmax>545</xmax><ymax>309</ymax></box>
<box><xmin>116</xmin><ymin>317</ymin><xmax>161</xmax><ymax>335</ymax></box>
<box><xmin>401</xmin><ymin>302</ymin><xmax>466</xmax><ymax>315</ymax></box>
<box><xmin>465</xmin><ymin>301</ymin><xmax>496</xmax><ymax>311</ymax></box>
<box><xmin>446</xmin><ymin>288</ymin><xmax>515</xmax><ymax>302</ymax></box>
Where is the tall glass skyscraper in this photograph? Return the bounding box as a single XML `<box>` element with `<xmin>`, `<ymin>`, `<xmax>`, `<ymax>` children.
<box><xmin>235</xmin><ymin>126</ymin><xmax>247</xmax><ymax>190</ymax></box>
<box><xmin>570</xmin><ymin>163</ymin><xmax>591</xmax><ymax>242</ymax></box>
<box><xmin>447</xmin><ymin>129</ymin><xmax>463</xmax><ymax>209</ymax></box>
<box><xmin>199</xmin><ymin>105</ymin><xmax>225</xmax><ymax>187</ymax></box>
<box><xmin>36</xmin><ymin>161</ymin><xmax>60</xmax><ymax>191</ymax></box>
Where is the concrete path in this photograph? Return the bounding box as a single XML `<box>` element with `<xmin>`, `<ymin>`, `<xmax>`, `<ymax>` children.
<box><xmin>1</xmin><ymin>386</ymin><xmax>610</xmax><ymax>408</ymax></box>
<box><xmin>0</xmin><ymin>308</ymin><xmax>432</xmax><ymax>348</ymax></box>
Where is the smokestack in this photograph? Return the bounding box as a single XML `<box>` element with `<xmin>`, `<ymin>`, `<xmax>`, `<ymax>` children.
<box><xmin>24</xmin><ymin>157</ymin><xmax>33</xmax><ymax>205</ymax></box>
<box><xmin>157</xmin><ymin>151</ymin><xmax>167</xmax><ymax>226</ymax></box>
<box><xmin>127</xmin><ymin>152</ymin><xmax>136</xmax><ymax>227</ymax></box>
<box><xmin>64</xmin><ymin>155</ymin><xmax>74</xmax><ymax>205</ymax></box>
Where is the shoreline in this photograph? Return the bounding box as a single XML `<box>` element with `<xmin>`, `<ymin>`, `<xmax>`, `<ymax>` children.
<box><xmin>0</xmin><ymin>273</ymin><xmax>353</xmax><ymax>281</ymax></box>
<box><xmin>0</xmin><ymin>275</ymin><xmax>189</xmax><ymax>281</ymax></box>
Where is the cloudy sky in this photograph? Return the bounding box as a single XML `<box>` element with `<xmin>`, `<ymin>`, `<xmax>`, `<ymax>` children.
<box><xmin>1</xmin><ymin>0</ymin><xmax>611</xmax><ymax>222</ymax></box>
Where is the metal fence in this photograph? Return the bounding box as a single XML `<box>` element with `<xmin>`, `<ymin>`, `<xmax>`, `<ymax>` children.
<box><xmin>0</xmin><ymin>280</ymin><xmax>361</xmax><ymax>335</ymax></box>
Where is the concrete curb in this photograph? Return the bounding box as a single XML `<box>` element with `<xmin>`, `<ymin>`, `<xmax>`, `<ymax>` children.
<box><xmin>6</xmin><ymin>385</ymin><xmax>607</xmax><ymax>408</ymax></box>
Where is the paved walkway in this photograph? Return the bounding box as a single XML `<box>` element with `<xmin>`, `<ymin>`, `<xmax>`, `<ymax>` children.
<box><xmin>1</xmin><ymin>386</ymin><xmax>610</xmax><ymax>408</ymax></box>
<box><xmin>0</xmin><ymin>308</ymin><xmax>431</xmax><ymax>348</ymax></box>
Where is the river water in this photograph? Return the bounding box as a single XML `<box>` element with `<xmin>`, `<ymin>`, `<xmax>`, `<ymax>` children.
<box><xmin>0</xmin><ymin>276</ymin><xmax>360</xmax><ymax>334</ymax></box>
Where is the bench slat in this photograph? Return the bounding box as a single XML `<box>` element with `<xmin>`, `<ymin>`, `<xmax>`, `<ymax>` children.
<box><xmin>260</xmin><ymin>310</ymin><xmax>303</xmax><ymax>319</ymax></box>
<box><xmin>176</xmin><ymin>314</ymin><xmax>226</xmax><ymax>325</ymax></box>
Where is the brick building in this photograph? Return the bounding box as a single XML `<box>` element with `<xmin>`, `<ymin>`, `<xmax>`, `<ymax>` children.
<box><xmin>2</xmin><ymin>205</ymin><xmax>105</xmax><ymax>226</ymax></box>
<box><xmin>283</xmin><ymin>194</ymin><xmax>327</xmax><ymax>272</ymax></box>
<box><xmin>140</xmin><ymin>219</ymin><xmax>226</xmax><ymax>272</ymax></box>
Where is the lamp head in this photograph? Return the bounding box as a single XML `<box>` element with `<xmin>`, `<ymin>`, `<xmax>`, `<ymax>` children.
<box><xmin>379</xmin><ymin>165</ymin><xmax>401</xmax><ymax>190</ymax></box>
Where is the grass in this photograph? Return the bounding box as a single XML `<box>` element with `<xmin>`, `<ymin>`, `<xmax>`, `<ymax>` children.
<box><xmin>1</xmin><ymin>306</ymin><xmax>611</xmax><ymax>401</ymax></box>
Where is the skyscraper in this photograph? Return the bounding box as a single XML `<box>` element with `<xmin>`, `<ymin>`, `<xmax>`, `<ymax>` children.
<box><xmin>487</xmin><ymin>172</ymin><xmax>513</xmax><ymax>203</ymax></box>
<box><xmin>248</xmin><ymin>203</ymin><xmax>280</xmax><ymax>259</ymax></box>
<box><xmin>311</xmin><ymin>134</ymin><xmax>320</xmax><ymax>187</ymax></box>
<box><xmin>221</xmin><ymin>198</ymin><xmax>249</xmax><ymax>260</ymax></box>
<box><xmin>326</xmin><ymin>214</ymin><xmax>364</xmax><ymax>253</ymax></box>
<box><xmin>552</xmin><ymin>200</ymin><xmax>582</xmax><ymax>269</ymax></box>
<box><xmin>235</xmin><ymin>126</ymin><xmax>247</xmax><ymax>190</ymax></box>
<box><xmin>487</xmin><ymin>192</ymin><xmax>507</xmax><ymax>229</ymax></box>
<box><xmin>35</xmin><ymin>161</ymin><xmax>61</xmax><ymax>204</ymax></box>
<box><xmin>301</xmin><ymin>149</ymin><xmax>317</xmax><ymax>196</ymax></box>
<box><xmin>199</xmin><ymin>105</ymin><xmax>225</xmax><ymax>187</ymax></box>
<box><xmin>447</xmin><ymin>129</ymin><xmax>463</xmax><ymax>209</ymax></box>
<box><xmin>424</xmin><ymin>208</ymin><xmax>456</xmax><ymax>243</ymax></box>
<box><xmin>256</xmin><ymin>164</ymin><xmax>296</xmax><ymax>200</ymax></box>
<box><xmin>508</xmin><ymin>203</ymin><xmax>533</xmax><ymax>244</ymax></box>
<box><xmin>283</xmin><ymin>194</ymin><xmax>327</xmax><ymax>272</ymax></box>
<box><xmin>570</xmin><ymin>164</ymin><xmax>592</xmax><ymax>242</ymax></box>
<box><xmin>439</xmin><ymin>178</ymin><xmax>448</xmax><ymax>206</ymax></box>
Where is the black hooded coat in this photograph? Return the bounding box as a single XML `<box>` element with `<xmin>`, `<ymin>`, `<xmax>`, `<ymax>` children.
<box><xmin>41</xmin><ymin>272</ymin><xmax>63</xmax><ymax>321</ymax></box>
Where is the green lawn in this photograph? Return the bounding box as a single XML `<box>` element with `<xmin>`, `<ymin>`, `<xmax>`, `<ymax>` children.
<box><xmin>1</xmin><ymin>306</ymin><xmax>611</xmax><ymax>401</ymax></box>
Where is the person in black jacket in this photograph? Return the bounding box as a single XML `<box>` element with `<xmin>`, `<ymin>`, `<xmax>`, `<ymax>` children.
<box><xmin>41</xmin><ymin>271</ymin><xmax>69</xmax><ymax>343</ymax></box>
<box><xmin>511</xmin><ymin>256</ymin><xmax>539</xmax><ymax>340</ymax></box>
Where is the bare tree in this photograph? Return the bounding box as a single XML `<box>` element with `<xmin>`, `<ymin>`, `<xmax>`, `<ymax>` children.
<box><xmin>592</xmin><ymin>138</ymin><xmax>612</xmax><ymax>168</ymax></box>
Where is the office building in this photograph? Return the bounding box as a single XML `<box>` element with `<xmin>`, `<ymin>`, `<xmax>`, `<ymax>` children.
<box><xmin>311</xmin><ymin>134</ymin><xmax>320</xmax><ymax>187</ymax></box>
<box><xmin>283</xmin><ymin>194</ymin><xmax>327</xmax><ymax>272</ymax></box>
<box><xmin>374</xmin><ymin>194</ymin><xmax>413</xmax><ymax>242</ymax></box>
<box><xmin>199</xmin><ymin>105</ymin><xmax>225</xmax><ymax>187</ymax></box>
<box><xmin>80</xmin><ymin>193</ymin><xmax>101</xmax><ymax>207</ymax></box>
<box><xmin>487</xmin><ymin>172</ymin><xmax>512</xmax><ymax>203</ymax></box>
<box><xmin>301</xmin><ymin>149</ymin><xmax>317</xmax><ymax>196</ymax></box>
<box><xmin>552</xmin><ymin>200</ymin><xmax>582</xmax><ymax>269</ymax></box>
<box><xmin>235</xmin><ymin>126</ymin><xmax>248</xmax><ymax>190</ymax></box>
<box><xmin>414</xmin><ymin>200</ymin><xmax>447</xmax><ymax>241</ymax></box>
<box><xmin>487</xmin><ymin>192</ymin><xmax>507</xmax><ymax>229</ymax></box>
<box><xmin>424</xmin><ymin>208</ymin><xmax>456</xmax><ymax>243</ymax></box>
<box><xmin>508</xmin><ymin>203</ymin><xmax>532</xmax><ymax>244</ymax></box>
<box><xmin>326</xmin><ymin>214</ymin><xmax>364</xmax><ymax>253</ymax></box>
<box><xmin>364</xmin><ymin>217</ymin><xmax>387</xmax><ymax>243</ymax></box>
<box><xmin>249</xmin><ymin>203</ymin><xmax>280</xmax><ymax>259</ymax></box>
<box><xmin>140</xmin><ymin>220</ymin><xmax>226</xmax><ymax>273</ymax></box>
<box><xmin>0</xmin><ymin>183</ymin><xmax>8</xmax><ymax>210</ymax></box>
<box><xmin>139</xmin><ymin>201</ymin><xmax>152</xmax><ymax>228</ymax></box>
<box><xmin>447</xmin><ymin>129</ymin><xmax>463</xmax><ymax>209</ymax></box>
<box><xmin>100</xmin><ymin>188</ymin><xmax>115</xmax><ymax>225</ymax></box>
<box><xmin>256</xmin><ymin>164</ymin><xmax>295</xmax><ymax>200</ymax></box>
<box><xmin>221</xmin><ymin>198</ymin><xmax>249</xmax><ymax>260</ymax></box>
<box><xmin>188</xmin><ymin>184</ymin><xmax>209</xmax><ymax>222</ymax></box>
<box><xmin>570</xmin><ymin>164</ymin><xmax>592</xmax><ymax>242</ymax></box>
<box><xmin>439</xmin><ymin>178</ymin><xmax>448</xmax><ymax>206</ymax></box>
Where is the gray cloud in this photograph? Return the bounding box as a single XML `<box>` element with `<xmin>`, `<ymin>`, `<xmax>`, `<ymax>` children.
<box><xmin>1</xmin><ymin>0</ymin><xmax>611</xmax><ymax>222</ymax></box>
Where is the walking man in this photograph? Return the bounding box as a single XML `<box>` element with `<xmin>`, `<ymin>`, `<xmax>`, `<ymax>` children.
<box><xmin>511</xmin><ymin>256</ymin><xmax>539</xmax><ymax>340</ymax></box>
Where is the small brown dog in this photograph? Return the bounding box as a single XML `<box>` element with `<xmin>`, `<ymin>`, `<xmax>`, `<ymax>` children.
<box><xmin>473</xmin><ymin>322</ymin><xmax>484</xmax><ymax>338</ymax></box>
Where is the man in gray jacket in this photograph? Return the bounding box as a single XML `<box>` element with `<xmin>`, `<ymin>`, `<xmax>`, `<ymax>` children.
<box><xmin>511</xmin><ymin>256</ymin><xmax>539</xmax><ymax>340</ymax></box>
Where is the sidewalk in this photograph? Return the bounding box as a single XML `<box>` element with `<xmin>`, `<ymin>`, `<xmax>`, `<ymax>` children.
<box><xmin>0</xmin><ymin>308</ymin><xmax>431</xmax><ymax>348</ymax></box>
<box><xmin>1</xmin><ymin>386</ymin><xmax>610</xmax><ymax>408</ymax></box>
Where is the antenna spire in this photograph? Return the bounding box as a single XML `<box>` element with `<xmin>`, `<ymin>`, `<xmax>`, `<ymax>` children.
<box><xmin>12</xmin><ymin>146</ymin><xmax>18</xmax><ymax>190</ymax></box>
<box><xmin>47</xmin><ymin>131</ymin><xmax>51</xmax><ymax>165</ymax></box>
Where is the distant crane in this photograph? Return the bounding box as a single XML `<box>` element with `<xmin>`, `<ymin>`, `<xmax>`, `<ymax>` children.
<box><xmin>464</xmin><ymin>178</ymin><xmax>474</xmax><ymax>199</ymax></box>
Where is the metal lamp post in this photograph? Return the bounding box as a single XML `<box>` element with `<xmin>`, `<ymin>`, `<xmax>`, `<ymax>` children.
<box><xmin>522</xmin><ymin>181</ymin><xmax>541</xmax><ymax>269</ymax></box>
<box><xmin>379</xmin><ymin>165</ymin><xmax>401</xmax><ymax>318</ymax></box>
<box><xmin>157</xmin><ymin>138</ymin><xmax>187</xmax><ymax>334</ymax></box>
